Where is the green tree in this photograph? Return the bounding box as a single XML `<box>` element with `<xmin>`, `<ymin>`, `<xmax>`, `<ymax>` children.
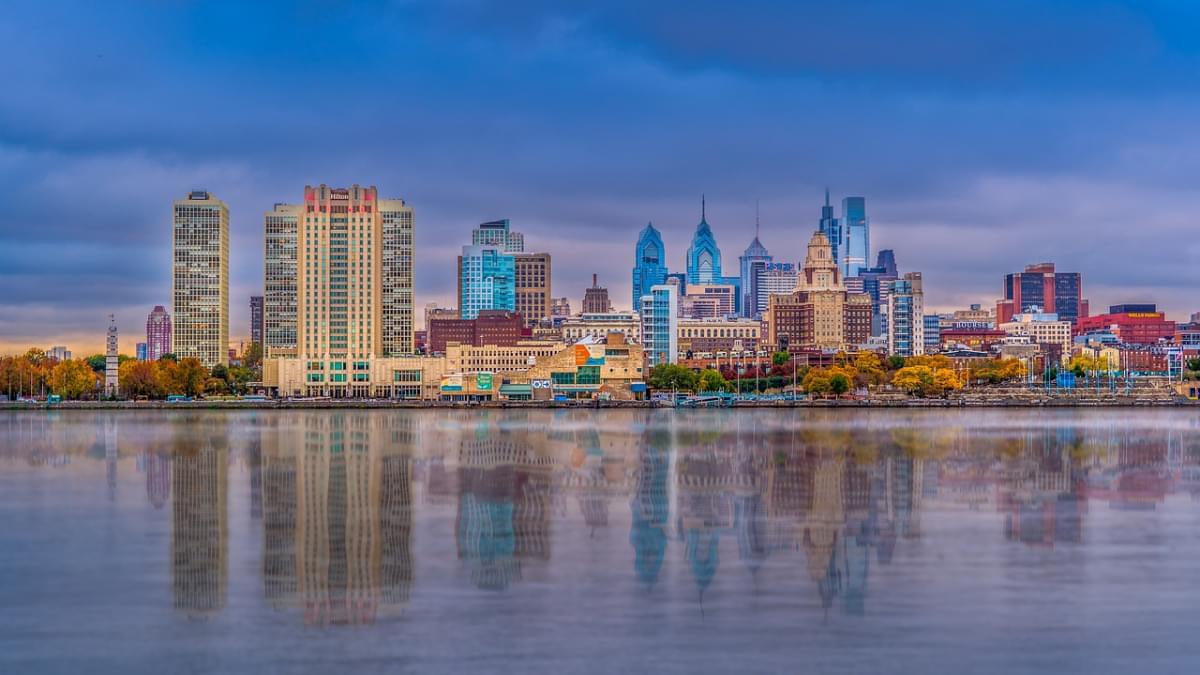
<box><xmin>888</xmin><ymin>355</ymin><xmax>906</xmax><ymax>370</ymax></box>
<box><xmin>85</xmin><ymin>354</ymin><xmax>107</xmax><ymax>373</ymax></box>
<box><xmin>158</xmin><ymin>353</ymin><xmax>178</xmax><ymax>362</ymax></box>
<box><xmin>772</xmin><ymin>351</ymin><xmax>790</xmax><ymax>366</ymax></box>
<box><xmin>171</xmin><ymin>358</ymin><xmax>208</xmax><ymax>397</ymax></box>
<box><xmin>648</xmin><ymin>364</ymin><xmax>699</xmax><ymax>392</ymax></box>
<box><xmin>698</xmin><ymin>368</ymin><xmax>729</xmax><ymax>393</ymax></box>
<box><xmin>802</xmin><ymin>369</ymin><xmax>832</xmax><ymax>396</ymax></box>
<box><xmin>243</xmin><ymin>342</ymin><xmax>264</xmax><ymax>370</ymax></box>
<box><xmin>830</xmin><ymin>373</ymin><xmax>850</xmax><ymax>397</ymax></box>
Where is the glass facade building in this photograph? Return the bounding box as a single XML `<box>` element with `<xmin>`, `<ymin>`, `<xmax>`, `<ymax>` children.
<box><xmin>887</xmin><ymin>273</ymin><xmax>925</xmax><ymax>357</ymax></box>
<box><xmin>818</xmin><ymin>189</ymin><xmax>843</xmax><ymax>273</ymax></box>
<box><xmin>841</xmin><ymin>196</ymin><xmax>869</xmax><ymax>278</ymax></box>
<box><xmin>686</xmin><ymin>200</ymin><xmax>722</xmax><ymax>285</ymax></box>
<box><xmin>172</xmin><ymin>190</ymin><xmax>229</xmax><ymax>367</ymax></box>
<box><xmin>459</xmin><ymin>245</ymin><xmax>516</xmax><ymax>320</ymax></box>
<box><xmin>631</xmin><ymin>222</ymin><xmax>668</xmax><ymax>310</ymax></box>
<box><xmin>640</xmin><ymin>285</ymin><xmax>678</xmax><ymax>367</ymax></box>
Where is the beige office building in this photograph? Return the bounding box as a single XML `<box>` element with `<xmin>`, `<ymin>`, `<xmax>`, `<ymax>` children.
<box><xmin>514</xmin><ymin>252</ymin><xmax>552</xmax><ymax>327</ymax></box>
<box><xmin>172</xmin><ymin>190</ymin><xmax>229</xmax><ymax>367</ymax></box>
<box><xmin>264</xmin><ymin>203</ymin><xmax>299</xmax><ymax>358</ymax></box>
<box><xmin>561</xmin><ymin>312</ymin><xmax>642</xmax><ymax>344</ymax></box>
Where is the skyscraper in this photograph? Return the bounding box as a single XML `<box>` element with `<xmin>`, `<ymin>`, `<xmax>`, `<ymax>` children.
<box><xmin>172</xmin><ymin>190</ymin><xmax>229</xmax><ymax>367</ymax></box>
<box><xmin>632</xmin><ymin>222</ymin><xmax>668</xmax><ymax>310</ymax></box>
<box><xmin>582</xmin><ymin>274</ymin><xmax>612</xmax><ymax>313</ymax></box>
<box><xmin>295</xmin><ymin>185</ymin><xmax>414</xmax><ymax>360</ymax></box>
<box><xmin>841</xmin><ymin>196</ymin><xmax>869</xmax><ymax>278</ymax></box>
<box><xmin>640</xmin><ymin>285</ymin><xmax>678</xmax><ymax>367</ymax></box>
<box><xmin>458</xmin><ymin>220</ymin><xmax>522</xmax><ymax>320</ymax></box>
<box><xmin>264</xmin><ymin>202</ymin><xmax>299</xmax><ymax>358</ymax></box>
<box><xmin>250</xmin><ymin>296</ymin><xmax>264</xmax><ymax>346</ymax></box>
<box><xmin>997</xmin><ymin>262</ymin><xmax>1089</xmax><ymax>325</ymax></box>
<box><xmin>514</xmin><ymin>252</ymin><xmax>552</xmax><ymax>327</ymax></box>
<box><xmin>887</xmin><ymin>273</ymin><xmax>925</xmax><ymax>357</ymax></box>
<box><xmin>817</xmin><ymin>189</ymin><xmax>843</xmax><ymax>272</ymax></box>
<box><xmin>853</xmin><ymin>250</ymin><xmax>899</xmax><ymax>337</ymax></box>
<box><xmin>686</xmin><ymin>197</ymin><xmax>722</xmax><ymax>285</ymax></box>
<box><xmin>738</xmin><ymin>214</ymin><xmax>772</xmax><ymax>318</ymax></box>
<box><xmin>146</xmin><ymin>305</ymin><xmax>172</xmax><ymax>360</ymax></box>
<box><xmin>105</xmin><ymin>315</ymin><xmax>118</xmax><ymax>396</ymax></box>
<box><xmin>136</xmin><ymin>342</ymin><xmax>148</xmax><ymax>361</ymax></box>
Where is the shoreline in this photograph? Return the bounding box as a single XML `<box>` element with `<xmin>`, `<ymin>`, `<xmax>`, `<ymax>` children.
<box><xmin>1</xmin><ymin>397</ymin><xmax>1193</xmax><ymax>411</ymax></box>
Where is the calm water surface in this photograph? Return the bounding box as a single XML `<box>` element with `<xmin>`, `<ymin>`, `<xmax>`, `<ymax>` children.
<box><xmin>2</xmin><ymin>409</ymin><xmax>1200</xmax><ymax>674</ymax></box>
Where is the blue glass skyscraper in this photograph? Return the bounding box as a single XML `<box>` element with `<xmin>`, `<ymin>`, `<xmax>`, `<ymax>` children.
<box><xmin>631</xmin><ymin>222</ymin><xmax>668</xmax><ymax>310</ymax></box>
<box><xmin>842</xmin><ymin>196</ymin><xmax>869</xmax><ymax>277</ymax></box>
<box><xmin>686</xmin><ymin>197</ymin><xmax>722</xmax><ymax>285</ymax></box>
<box><xmin>818</xmin><ymin>188</ymin><xmax>843</xmax><ymax>272</ymax></box>
<box><xmin>459</xmin><ymin>245</ymin><xmax>516</xmax><ymax>319</ymax></box>
<box><xmin>738</xmin><ymin>225</ymin><xmax>771</xmax><ymax>319</ymax></box>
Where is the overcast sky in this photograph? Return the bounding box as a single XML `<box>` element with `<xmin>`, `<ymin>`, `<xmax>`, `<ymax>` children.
<box><xmin>4</xmin><ymin>0</ymin><xmax>1200</xmax><ymax>355</ymax></box>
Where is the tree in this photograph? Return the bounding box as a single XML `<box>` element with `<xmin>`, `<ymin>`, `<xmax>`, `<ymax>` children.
<box><xmin>25</xmin><ymin>348</ymin><xmax>47</xmax><ymax>366</ymax></box>
<box><xmin>648</xmin><ymin>364</ymin><xmax>698</xmax><ymax>392</ymax></box>
<box><xmin>931</xmin><ymin>368</ymin><xmax>963</xmax><ymax>396</ymax></box>
<box><xmin>243</xmin><ymin>342</ymin><xmax>264</xmax><ymax>370</ymax></box>
<box><xmin>892</xmin><ymin>366</ymin><xmax>934</xmax><ymax>394</ymax></box>
<box><xmin>119</xmin><ymin>360</ymin><xmax>163</xmax><ymax>398</ymax></box>
<box><xmin>772</xmin><ymin>351</ymin><xmax>790</xmax><ymax>366</ymax></box>
<box><xmin>830</xmin><ymin>373</ymin><xmax>850</xmax><ymax>397</ymax></box>
<box><xmin>887</xmin><ymin>355</ymin><xmax>906</xmax><ymax>370</ymax></box>
<box><xmin>49</xmin><ymin>360</ymin><xmax>98</xmax><ymax>399</ymax></box>
<box><xmin>85</xmin><ymin>354</ymin><xmax>107</xmax><ymax>373</ymax></box>
<box><xmin>802</xmin><ymin>369</ymin><xmax>832</xmax><ymax>396</ymax></box>
<box><xmin>698</xmin><ymin>368</ymin><xmax>729</xmax><ymax>393</ymax></box>
<box><xmin>854</xmin><ymin>352</ymin><xmax>885</xmax><ymax>386</ymax></box>
<box><xmin>158</xmin><ymin>353</ymin><xmax>178</xmax><ymax>362</ymax></box>
<box><xmin>166</xmin><ymin>357</ymin><xmax>208</xmax><ymax>397</ymax></box>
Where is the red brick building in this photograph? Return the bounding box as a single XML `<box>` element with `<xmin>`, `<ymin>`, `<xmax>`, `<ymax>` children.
<box><xmin>427</xmin><ymin>310</ymin><xmax>528</xmax><ymax>353</ymax></box>
<box><xmin>1075</xmin><ymin>304</ymin><xmax>1175</xmax><ymax>344</ymax></box>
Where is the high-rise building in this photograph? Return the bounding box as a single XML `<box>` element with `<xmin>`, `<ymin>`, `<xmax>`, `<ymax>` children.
<box><xmin>754</xmin><ymin>262</ymin><xmax>797</xmax><ymax>319</ymax></box>
<box><xmin>264</xmin><ymin>202</ymin><xmax>299</xmax><ymax>358</ymax></box>
<box><xmin>105</xmin><ymin>315</ymin><xmax>118</xmax><ymax>396</ymax></box>
<box><xmin>686</xmin><ymin>197</ymin><xmax>722</xmax><ymax>285</ymax></box>
<box><xmin>886</xmin><ymin>273</ymin><xmax>925</xmax><ymax>357</ymax></box>
<box><xmin>850</xmin><ymin>250</ymin><xmax>899</xmax><ymax>337</ymax></box>
<box><xmin>739</xmin><ymin>221</ymin><xmax>772</xmax><ymax>318</ymax></box>
<box><xmin>841</xmin><ymin>196</ymin><xmax>869</xmax><ymax>278</ymax></box>
<box><xmin>923</xmin><ymin>314</ymin><xmax>942</xmax><ymax>354</ymax></box>
<box><xmin>632</xmin><ymin>222</ymin><xmax>669</xmax><ymax>310</ymax></box>
<box><xmin>997</xmin><ymin>262</ymin><xmax>1088</xmax><ymax>325</ymax></box>
<box><xmin>459</xmin><ymin>245</ymin><xmax>515</xmax><ymax>320</ymax></box>
<box><xmin>172</xmin><ymin>190</ymin><xmax>229</xmax><ymax>367</ymax></box>
<box><xmin>47</xmin><ymin>345</ymin><xmax>72</xmax><ymax>361</ymax></box>
<box><xmin>817</xmin><ymin>189</ymin><xmax>843</xmax><ymax>272</ymax></box>
<box><xmin>640</xmin><ymin>285</ymin><xmax>678</xmax><ymax>367</ymax></box>
<box><xmin>582</xmin><ymin>274</ymin><xmax>612</xmax><ymax>314</ymax></box>
<box><xmin>472</xmin><ymin>219</ymin><xmax>524</xmax><ymax>252</ymax></box>
<box><xmin>292</xmin><ymin>184</ymin><xmax>414</xmax><ymax>364</ymax></box>
<box><xmin>765</xmin><ymin>231</ymin><xmax>872</xmax><ymax>351</ymax></box>
<box><xmin>551</xmin><ymin>297</ymin><xmax>572</xmax><ymax>318</ymax></box>
<box><xmin>681</xmin><ymin>283</ymin><xmax>737</xmax><ymax>319</ymax></box>
<box><xmin>250</xmin><ymin>296</ymin><xmax>264</xmax><ymax>346</ymax></box>
<box><xmin>136</xmin><ymin>343</ymin><xmax>148</xmax><ymax>361</ymax></box>
<box><xmin>146</xmin><ymin>305</ymin><xmax>172</xmax><ymax>361</ymax></box>
<box><xmin>514</xmin><ymin>253</ymin><xmax>551</xmax><ymax>327</ymax></box>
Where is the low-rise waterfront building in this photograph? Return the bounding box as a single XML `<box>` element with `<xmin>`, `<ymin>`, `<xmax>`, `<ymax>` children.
<box><xmin>677</xmin><ymin>318</ymin><xmax>762</xmax><ymax>356</ymax></box>
<box><xmin>1000</xmin><ymin>309</ymin><xmax>1072</xmax><ymax>364</ymax></box>
<box><xmin>561</xmin><ymin>311</ymin><xmax>642</xmax><ymax>344</ymax></box>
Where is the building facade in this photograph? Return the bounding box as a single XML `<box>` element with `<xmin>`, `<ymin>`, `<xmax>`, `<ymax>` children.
<box><xmin>514</xmin><ymin>252</ymin><xmax>552</xmax><ymax>327</ymax></box>
<box><xmin>753</xmin><ymin>262</ymin><xmax>797</xmax><ymax>320</ymax></box>
<box><xmin>561</xmin><ymin>311</ymin><xmax>642</xmax><ymax>344</ymax></box>
<box><xmin>738</xmin><ymin>234</ymin><xmax>771</xmax><ymax>318</ymax></box>
<box><xmin>640</xmin><ymin>285</ymin><xmax>678</xmax><ymax>367</ymax></box>
<box><xmin>459</xmin><ymin>245</ymin><xmax>515</xmax><ymax>320</ymax></box>
<box><xmin>427</xmin><ymin>310</ymin><xmax>528</xmax><ymax>354</ymax></box>
<box><xmin>841</xmin><ymin>196</ymin><xmax>869</xmax><ymax>278</ymax></box>
<box><xmin>998</xmin><ymin>262</ymin><xmax>1089</xmax><ymax>325</ymax></box>
<box><xmin>172</xmin><ymin>190</ymin><xmax>229</xmax><ymax>367</ymax></box>
<box><xmin>582</xmin><ymin>274</ymin><xmax>612</xmax><ymax>313</ymax></box>
<box><xmin>677</xmin><ymin>318</ymin><xmax>762</xmax><ymax>355</ymax></box>
<box><xmin>1000</xmin><ymin>310</ymin><xmax>1073</xmax><ymax>364</ymax></box>
<box><xmin>1075</xmin><ymin>304</ymin><xmax>1175</xmax><ymax>345</ymax></box>
<box><xmin>249</xmin><ymin>296</ymin><xmax>264</xmax><ymax>346</ymax></box>
<box><xmin>817</xmin><ymin>189</ymin><xmax>842</xmax><ymax>272</ymax></box>
<box><xmin>681</xmin><ymin>284</ymin><xmax>737</xmax><ymax>319</ymax></box>
<box><xmin>146</xmin><ymin>305</ymin><xmax>172</xmax><ymax>361</ymax></box>
<box><xmin>686</xmin><ymin>199</ymin><xmax>722</xmax><ymax>285</ymax></box>
<box><xmin>632</xmin><ymin>223</ymin><xmax>668</xmax><ymax>310</ymax></box>
<box><xmin>765</xmin><ymin>231</ymin><xmax>872</xmax><ymax>351</ymax></box>
<box><xmin>264</xmin><ymin>202</ymin><xmax>299</xmax><ymax>357</ymax></box>
<box><xmin>886</xmin><ymin>273</ymin><xmax>925</xmax><ymax>357</ymax></box>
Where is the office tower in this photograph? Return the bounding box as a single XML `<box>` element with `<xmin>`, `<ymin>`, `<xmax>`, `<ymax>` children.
<box><xmin>293</xmin><ymin>184</ymin><xmax>414</xmax><ymax>362</ymax></box>
<box><xmin>754</xmin><ymin>262</ymin><xmax>797</xmax><ymax>318</ymax></box>
<box><xmin>473</xmin><ymin>219</ymin><xmax>524</xmax><ymax>252</ymax></box>
<box><xmin>852</xmin><ymin>249</ymin><xmax>900</xmax><ymax>337</ymax></box>
<box><xmin>582</xmin><ymin>274</ymin><xmax>612</xmax><ymax>313</ymax></box>
<box><xmin>923</xmin><ymin>314</ymin><xmax>942</xmax><ymax>354</ymax></box>
<box><xmin>459</xmin><ymin>246</ymin><xmax>516</xmax><ymax>320</ymax></box>
<box><xmin>765</xmin><ymin>231</ymin><xmax>871</xmax><ymax>351</ymax></box>
<box><xmin>249</xmin><ymin>296</ymin><xmax>264</xmax><ymax>346</ymax></box>
<box><xmin>172</xmin><ymin>190</ymin><xmax>229</xmax><ymax>367</ymax></box>
<box><xmin>997</xmin><ymin>262</ymin><xmax>1089</xmax><ymax>325</ymax></box>
<box><xmin>739</xmin><ymin>219</ymin><xmax>772</xmax><ymax>318</ymax></box>
<box><xmin>146</xmin><ymin>305</ymin><xmax>172</xmax><ymax>360</ymax></box>
<box><xmin>379</xmin><ymin>198</ymin><xmax>416</xmax><ymax>355</ymax></box>
<box><xmin>47</xmin><ymin>345</ymin><xmax>72</xmax><ymax>361</ymax></box>
<box><xmin>817</xmin><ymin>189</ymin><xmax>843</xmax><ymax>272</ymax></box>
<box><xmin>632</xmin><ymin>222</ymin><xmax>668</xmax><ymax>310</ymax></box>
<box><xmin>841</xmin><ymin>197</ymin><xmax>869</xmax><ymax>278</ymax></box>
<box><xmin>551</xmin><ymin>297</ymin><xmax>572</xmax><ymax>318</ymax></box>
<box><xmin>105</xmin><ymin>315</ymin><xmax>118</xmax><ymax>395</ymax></box>
<box><xmin>686</xmin><ymin>197</ymin><xmax>722</xmax><ymax>284</ymax></box>
<box><xmin>640</xmin><ymin>285</ymin><xmax>678</xmax><ymax>367</ymax></box>
<box><xmin>136</xmin><ymin>343</ymin><xmax>148</xmax><ymax>361</ymax></box>
<box><xmin>264</xmin><ymin>203</ymin><xmax>299</xmax><ymax>358</ymax></box>
<box><xmin>887</xmin><ymin>273</ymin><xmax>925</xmax><ymax>357</ymax></box>
<box><xmin>514</xmin><ymin>252</ymin><xmax>552</xmax><ymax>327</ymax></box>
<box><xmin>680</xmin><ymin>283</ymin><xmax>737</xmax><ymax>319</ymax></box>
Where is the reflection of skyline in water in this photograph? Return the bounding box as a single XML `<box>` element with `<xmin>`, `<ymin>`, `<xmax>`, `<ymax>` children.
<box><xmin>6</xmin><ymin>410</ymin><xmax>1200</xmax><ymax>632</ymax></box>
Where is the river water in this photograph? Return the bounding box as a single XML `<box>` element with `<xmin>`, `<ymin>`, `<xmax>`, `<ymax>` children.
<box><xmin>2</xmin><ymin>409</ymin><xmax>1199</xmax><ymax>674</ymax></box>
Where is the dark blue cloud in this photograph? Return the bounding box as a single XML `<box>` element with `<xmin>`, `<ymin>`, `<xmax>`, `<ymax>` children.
<box><xmin>2</xmin><ymin>0</ymin><xmax>1199</xmax><ymax>352</ymax></box>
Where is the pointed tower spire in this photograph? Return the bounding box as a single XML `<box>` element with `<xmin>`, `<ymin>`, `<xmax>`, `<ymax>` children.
<box><xmin>701</xmin><ymin>194</ymin><xmax>706</xmax><ymax>222</ymax></box>
<box><xmin>755</xmin><ymin>199</ymin><xmax>760</xmax><ymax>239</ymax></box>
<box><xmin>824</xmin><ymin>187</ymin><xmax>830</xmax><ymax>207</ymax></box>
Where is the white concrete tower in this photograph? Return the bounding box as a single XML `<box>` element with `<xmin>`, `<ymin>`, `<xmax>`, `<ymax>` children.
<box><xmin>106</xmin><ymin>315</ymin><xmax>119</xmax><ymax>396</ymax></box>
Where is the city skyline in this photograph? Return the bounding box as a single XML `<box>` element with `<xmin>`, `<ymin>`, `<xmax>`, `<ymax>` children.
<box><xmin>5</xmin><ymin>1</ymin><xmax>1200</xmax><ymax>355</ymax></box>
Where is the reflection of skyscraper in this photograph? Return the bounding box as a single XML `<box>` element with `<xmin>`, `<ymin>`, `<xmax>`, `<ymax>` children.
<box><xmin>146</xmin><ymin>451</ymin><xmax>171</xmax><ymax>510</ymax></box>
<box><xmin>803</xmin><ymin>452</ymin><xmax>844</xmax><ymax>609</ymax></box>
<box><xmin>171</xmin><ymin>434</ymin><xmax>229</xmax><ymax>617</ymax></box>
<box><xmin>630</xmin><ymin>428</ymin><xmax>670</xmax><ymax>586</ymax></box>
<box><xmin>263</xmin><ymin>427</ymin><xmax>298</xmax><ymax>608</ymax></box>
<box><xmin>675</xmin><ymin>449</ymin><xmax>736</xmax><ymax>600</ymax></box>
